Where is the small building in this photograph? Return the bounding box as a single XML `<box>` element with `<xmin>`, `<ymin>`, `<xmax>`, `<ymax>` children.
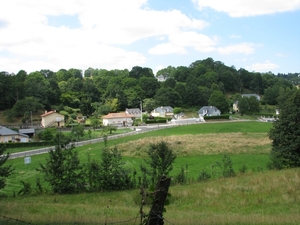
<box><xmin>102</xmin><ymin>112</ymin><xmax>133</xmax><ymax>127</ymax></box>
<box><xmin>233</xmin><ymin>101</ymin><xmax>239</xmax><ymax>112</ymax></box>
<box><xmin>241</xmin><ymin>94</ymin><xmax>261</xmax><ymax>101</ymax></box>
<box><xmin>234</xmin><ymin>94</ymin><xmax>261</xmax><ymax>112</ymax></box>
<box><xmin>125</xmin><ymin>108</ymin><xmax>142</xmax><ymax>119</ymax></box>
<box><xmin>18</xmin><ymin>128</ymin><xmax>35</xmax><ymax>138</ymax></box>
<box><xmin>156</xmin><ymin>74</ymin><xmax>169</xmax><ymax>82</ymax></box>
<box><xmin>0</xmin><ymin>125</ymin><xmax>29</xmax><ymax>143</ymax></box>
<box><xmin>41</xmin><ymin>110</ymin><xmax>65</xmax><ymax>128</ymax></box>
<box><xmin>198</xmin><ymin>106</ymin><xmax>221</xmax><ymax>117</ymax></box>
<box><xmin>151</xmin><ymin>106</ymin><xmax>174</xmax><ymax>118</ymax></box>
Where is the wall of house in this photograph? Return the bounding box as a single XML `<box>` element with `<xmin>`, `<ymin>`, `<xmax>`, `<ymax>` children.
<box><xmin>0</xmin><ymin>135</ymin><xmax>29</xmax><ymax>143</ymax></box>
<box><xmin>42</xmin><ymin>113</ymin><xmax>65</xmax><ymax>127</ymax></box>
<box><xmin>103</xmin><ymin>118</ymin><xmax>133</xmax><ymax>126</ymax></box>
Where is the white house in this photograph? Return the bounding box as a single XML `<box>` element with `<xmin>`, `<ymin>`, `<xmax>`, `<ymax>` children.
<box><xmin>151</xmin><ymin>106</ymin><xmax>174</xmax><ymax>118</ymax></box>
<box><xmin>0</xmin><ymin>125</ymin><xmax>29</xmax><ymax>143</ymax></box>
<box><xmin>241</xmin><ymin>94</ymin><xmax>261</xmax><ymax>101</ymax></box>
<box><xmin>156</xmin><ymin>74</ymin><xmax>169</xmax><ymax>82</ymax></box>
<box><xmin>234</xmin><ymin>94</ymin><xmax>261</xmax><ymax>112</ymax></box>
<box><xmin>102</xmin><ymin>113</ymin><xmax>133</xmax><ymax>127</ymax></box>
<box><xmin>198</xmin><ymin>106</ymin><xmax>221</xmax><ymax>117</ymax></box>
<box><xmin>125</xmin><ymin>108</ymin><xmax>142</xmax><ymax>119</ymax></box>
<box><xmin>41</xmin><ymin>110</ymin><xmax>65</xmax><ymax>128</ymax></box>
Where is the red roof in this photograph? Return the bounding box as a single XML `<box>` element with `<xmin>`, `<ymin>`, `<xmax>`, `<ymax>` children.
<box><xmin>102</xmin><ymin>112</ymin><xmax>132</xmax><ymax>119</ymax></box>
<box><xmin>41</xmin><ymin>110</ymin><xmax>61</xmax><ymax>117</ymax></box>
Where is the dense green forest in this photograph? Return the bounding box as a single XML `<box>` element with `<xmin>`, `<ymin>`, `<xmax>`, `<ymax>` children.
<box><xmin>1</xmin><ymin>57</ymin><xmax>299</xmax><ymax>123</ymax></box>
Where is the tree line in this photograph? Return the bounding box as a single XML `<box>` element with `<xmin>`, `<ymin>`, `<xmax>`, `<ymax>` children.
<box><xmin>1</xmin><ymin>57</ymin><xmax>298</xmax><ymax>123</ymax></box>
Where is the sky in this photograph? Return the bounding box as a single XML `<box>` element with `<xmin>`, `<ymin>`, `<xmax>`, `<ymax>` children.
<box><xmin>0</xmin><ymin>0</ymin><xmax>300</xmax><ymax>75</ymax></box>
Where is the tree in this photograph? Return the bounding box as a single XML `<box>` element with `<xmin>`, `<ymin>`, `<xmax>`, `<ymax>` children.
<box><xmin>154</xmin><ymin>87</ymin><xmax>182</xmax><ymax>108</ymax></box>
<box><xmin>71</xmin><ymin>124</ymin><xmax>85</xmax><ymax>141</ymax></box>
<box><xmin>145</xmin><ymin>141</ymin><xmax>176</xmax><ymax>185</ymax></box>
<box><xmin>104</xmin><ymin>124</ymin><xmax>117</xmax><ymax>134</ymax></box>
<box><xmin>143</xmin><ymin>98</ymin><xmax>156</xmax><ymax>113</ymax></box>
<box><xmin>39</xmin><ymin>134</ymin><xmax>86</xmax><ymax>194</ymax></box>
<box><xmin>0</xmin><ymin>145</ymin><xmax>14</xmax><ymax>190</ymax></box>
<box><xmin>11</xmin><ymin>97</ymin><xmax>43</xmax><ymax>117</ymax></box>
<box><xmin>238</xmin><ymin>97</ymin><xmax>249</xmax><ymax>116</ymax></box>
<box><xmin>97</xmin><ymin>147</ymin><xmax>133</xmax><ymax>190</ymax></box>
<box><xmin>90</xmin><ymin>118</ymin><xmax>101</xmax><ymax>131</ymax></box>
<box><xmin>247</xmin><ymin>96</ymin><xmax>260</xmax><ymax>112</ymax></box>
<box><xmin>173</xmin><ymin>107</ymin><xmax>182</xmax><ymax>115</ymax></box>
<box><xmin>208</xmin><ymin>90</ymin><xmax>229</xmax><ymax>114</ymax></box>
<box><xmin>269</xmin><ymin>90</ymin><xmax>300</xmax><ymax>169</ymax></box>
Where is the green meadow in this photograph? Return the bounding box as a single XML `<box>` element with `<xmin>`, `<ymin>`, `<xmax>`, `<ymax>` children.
<box><xmin>1</xmin><ymin>121</ymin><xmax>299</xmax><ymax>224</ymax></box>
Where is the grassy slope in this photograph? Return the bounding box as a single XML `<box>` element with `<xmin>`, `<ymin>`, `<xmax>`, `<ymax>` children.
<box><xmin>2</xmin><ymin>121</ymin><xmax>299</xmax><ymax>224</ymax></box>
<box><xmin>1</xmin><ymin>169</ymin><xmax>299</xmax><ymax>225</ymax></box>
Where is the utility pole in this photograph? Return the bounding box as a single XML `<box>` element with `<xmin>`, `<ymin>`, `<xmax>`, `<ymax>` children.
<box><xmin>30</xmin><ymin>111</ymin><xmax>33</xmax><ymax>128</ymax></box>
<box><xmin>140</xmin><ymin>100</ymin><xmax>143</xmax><ymax>123</ymax></box>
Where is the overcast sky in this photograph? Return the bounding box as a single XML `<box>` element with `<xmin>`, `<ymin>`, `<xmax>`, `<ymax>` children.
<box><xmin>1</xmin><ymin>0</ymin><xmax>300</xmax><ymax>75</ymax></box>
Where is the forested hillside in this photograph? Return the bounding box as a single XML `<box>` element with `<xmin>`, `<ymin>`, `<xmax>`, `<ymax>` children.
<box><xmin>1</xmin><ymin>57</ymin><xmax>298</xmax><ymax>123</ymax></box>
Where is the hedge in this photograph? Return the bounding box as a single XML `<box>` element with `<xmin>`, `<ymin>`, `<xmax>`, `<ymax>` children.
<box><xmin>0</xmin><ymin>141</ymin><xmax>54</xmax><ymax>149</ymax></box>
<box><xmin>204</xmin><ymin>115</ymin><xmax>230</xmax><ymax>120</ymax></box>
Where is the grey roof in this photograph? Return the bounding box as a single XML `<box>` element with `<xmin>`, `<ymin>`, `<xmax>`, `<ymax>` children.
<box><xmin>153</xmin><ymin>106</ymin><xmax>173</xmax><ymax>113</ymax></box>
<box><xmin>0</xmin><ymin>126</ymin><xmax>29</xmax><ymax>137</ymax></box>
<box><xmin>19</xmin><ymin>128</ymin><xmax>35</xmax><ymax>134</ymax></box>
<box><xmin>125</xmin><ymin>108</ymin><xmax>141</xmax><ymax>115</ymax></box>
<box><xmin>241</xmin><ymin>94</ymin><xmax>260</xmax><ymax>100</ymax></box>
<box><xmin>198</xmin><ymin>106</ymin><xmax>220</xmax><ymax>114</ymax></box>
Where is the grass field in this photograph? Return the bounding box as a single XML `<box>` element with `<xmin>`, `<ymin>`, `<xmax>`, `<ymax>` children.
<box><xmin>1</xmin><ymin>121</ymin><xmax>299</xmax><ymax>224</ymax></box>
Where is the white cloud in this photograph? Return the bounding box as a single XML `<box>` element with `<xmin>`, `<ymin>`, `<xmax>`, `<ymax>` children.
<box><xmin>275</xmin><ymin>53</ymin><xmax>287</xmax><ymax>57</ymax></box>
<box><xmin>218</xmin><ymin>43</ymin><xmax>255</xmax><ymax>55</ymax></box>
<box><xmin>149</xmin><ymin>31</ymin><xmax>217</xmax><ymax>55</ymax></box>
<box><xmin>246</xmin><ymin>61</ymin><xmax>279</xmax><ymax>72</ymax></box>
<box><xmin>230</xmin><ymin>34</ymin><xmax>241</xmax><ymax>39</ymax></box>
<box><xmin>149</xmin><ymin>43</ymin><xmax>187</xmax><ymax>55</ymax></box>
<box><xmin>0</xmin><ymin>0</ymin><xmax>208</xmax><ymax>73</ymax></box>
<box><xmin>192</xmin><ymin>0</ymin><xmax>300</xmax><ymax>17</ymax></box>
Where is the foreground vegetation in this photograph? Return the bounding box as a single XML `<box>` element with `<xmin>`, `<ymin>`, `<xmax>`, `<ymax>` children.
<box><xmin>1</xmin><ymin>168</ymin><xmax>299</xmax><ymax>225</ymax></box>
<box><xmin>1</xmin><ymin>121</ymin><xmax>299</xmax><ymax>224</ymax></box>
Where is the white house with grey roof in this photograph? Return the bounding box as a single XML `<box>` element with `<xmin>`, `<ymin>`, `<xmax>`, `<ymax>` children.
<box><xmin>151</xmin><ymin>106</ymin><xmax>174</xmax><ymax>117</ymax></box>
<box><xmin>234</xmin><ymin>94</ymin><xmax>261</xmax><ymax>112</ymax></box>
<box><xmin>125</xmin><ymin>108</ymin><xmax>142</xmax><ymax>119</ymax></box>
<box><xmin>241</xmin><ymin>94</ymin><xmax>261</xmax><ymax>101</ymax></box>
<box><xmin>198</xmin><ymin>106</ymin><xmax>221</xmax><ymax>117</ymax></box>
<box><xmin>0</xmin><ymin>125</ymin><xmax>29</xmax><ymax>143</ymax></box>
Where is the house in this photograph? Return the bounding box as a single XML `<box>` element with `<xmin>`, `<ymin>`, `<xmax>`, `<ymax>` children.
<box><xmin>241</xmin><ymin>94</ymin><xmax>261</xmax><ymax>101</ymax></box>
<box><xmin>18</xmin><ymin>128</ymin><xmax>35</xmax><ymax>138</ymax></box>
<box><xmin>125</xmin><ymin>108</ymin><xmax>142</xmax><ymax>119</ymax></box>
<box><xmin>151</xmin><ymin>106</ymin><xmax>174</xmax><ymax>118</ymax></box>
<box><xmin>233</xmin><ymin>101</ymin><xmax>239</xmax><ymax>112</ymax></box>
<box><xmin>102</xmin><ymin>112</ymin><xmax>133</xmax><ymax>127</ymax></box>
<box><xmin>0</xmin><ymin>125</ymin><xmax>29</xmax><ymax>143</ymax></box>
<box><xmin>41</xmin><ymin>110</ymin><xmax>65</xmax><ymax>128</ymax></box>
<box><xmin>156</xmin><ymin>74</ymin><xmax>169</xmax><ymax>82</ymax></box>
<box><xmin>198</xmin><ymin>106</ymin><xmax>221</xmax><ymax>117</ymax></box>
<box><xmin>234</xmin><ymin>94</ymin><xmax>261</xmax><ymax>112</ymax></box>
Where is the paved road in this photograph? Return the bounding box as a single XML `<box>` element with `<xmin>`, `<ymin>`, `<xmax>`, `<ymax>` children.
<box><xmin>8</xmin><ymin>118</ymin><xmax>252</xmax><ymax>159</ymax></box>
<box><xmin>8</xmin><ymin>122</ymin><xmax>180</xmax><ymax>159</ymax></box>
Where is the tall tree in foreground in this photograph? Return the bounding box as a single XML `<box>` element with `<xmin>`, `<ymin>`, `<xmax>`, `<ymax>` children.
<box><xmin>145</xmin><ymin>141</ymin><xmax>176</xmax><ymax>185</ymax></box>
<box><xmin>39</xmin><ymin>133</ymin><xmax>86</xmax><ymax>194</ymax></box>
<box><xmin>269</xmin><ymin>90</ymin><xmax>300</xmax><ymax>169</ymax></box>
<box><xmin>0</xmin><ymin>145</ymin><xmax>14</xmax><ymax>190</ymax></box>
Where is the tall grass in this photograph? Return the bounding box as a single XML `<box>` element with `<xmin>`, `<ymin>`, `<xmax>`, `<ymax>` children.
<box><xmin>2</xmin><ymin>121</ymin><xmax>294</xmax><ymax>225</ymax></box>
<box><xmin>0</xmin><ymin>168</ymin><xmax>299</xmax><ymax>224</ymax></box>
